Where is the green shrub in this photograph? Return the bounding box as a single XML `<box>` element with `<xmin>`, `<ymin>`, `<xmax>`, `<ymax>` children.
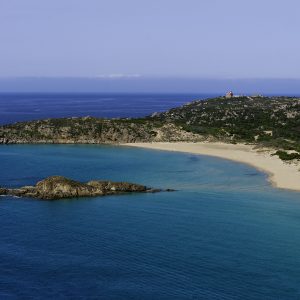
<box><xmin>273</xmin><ymin>150</ymin><xmax>300</xmax><ymax>160</ymax></box>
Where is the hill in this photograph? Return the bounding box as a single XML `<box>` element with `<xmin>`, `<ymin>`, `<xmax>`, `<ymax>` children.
<box><xmin>1</xmin><ymin>96</ymin><xmax>300</xmax><ymax>160</ymax></box>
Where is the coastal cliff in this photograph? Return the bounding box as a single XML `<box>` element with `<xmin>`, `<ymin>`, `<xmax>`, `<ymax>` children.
<box><xmin>0</xmin><ymin>176</ymin><xmax>164</xmax><ymax>200</ymax></box>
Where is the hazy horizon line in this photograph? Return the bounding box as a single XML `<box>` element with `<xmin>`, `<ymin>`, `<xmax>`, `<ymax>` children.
<box><xmin>1</xmin><ymin>76</ymin><xmax>300</xmax><ymax>80</ymax></box>
<box><xmin>1</xmin><ymin>77</ymin><xmax>300</xmax><ymax>94</ymax></box>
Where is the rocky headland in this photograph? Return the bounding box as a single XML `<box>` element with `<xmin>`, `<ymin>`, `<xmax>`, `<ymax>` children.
<box><xmin>0</xmin><ymin>176</ymin><xmax>169</xmax><ymax>200</ymax></box>
<box><xmin>0</xmin><ymin>95</ymin><xmax>300</xmax><ymax>161</ymax></box>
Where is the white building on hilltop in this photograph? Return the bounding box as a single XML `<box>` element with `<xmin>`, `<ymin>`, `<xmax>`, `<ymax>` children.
<box><xmin>225</xmin><ymin>91</ymin><xmax>234</xmax><ymax>98</ymax></box>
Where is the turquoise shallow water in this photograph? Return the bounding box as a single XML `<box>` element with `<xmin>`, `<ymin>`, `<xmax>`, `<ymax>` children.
<box><xmin>0</xmin><ymin>145</ymin><xmax>300</xmax><ymax>299</ymax></box>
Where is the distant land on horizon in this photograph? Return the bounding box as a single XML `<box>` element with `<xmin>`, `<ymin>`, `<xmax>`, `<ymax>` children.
<box><xmin>1</xmin><ymin>77</ymin><xmax>300</xmax><ymax>94</ymax></box>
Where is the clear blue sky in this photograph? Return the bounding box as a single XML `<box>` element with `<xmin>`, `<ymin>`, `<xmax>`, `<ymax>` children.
<box><xmin>1</xmin><ymin>0</ymin><xmax>299</xmax><ymax>79</ymax></box>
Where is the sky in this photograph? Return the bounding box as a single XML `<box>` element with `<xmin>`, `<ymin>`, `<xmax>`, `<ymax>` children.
<box><xmin>0</xmin><ymin>0</ymin><xmax>300</xmax><ymax>92</ymax></box>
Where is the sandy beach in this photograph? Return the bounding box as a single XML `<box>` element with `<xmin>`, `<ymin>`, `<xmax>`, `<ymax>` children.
<box><xmin>124</xmin><ymin>142</ymin><xmax>300</xmax><ymax>192</ymax></box>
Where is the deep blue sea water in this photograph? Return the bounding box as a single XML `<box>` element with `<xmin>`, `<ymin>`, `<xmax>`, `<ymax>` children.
<box><xmin>1</xmin><ymin>145</ymin><xmax>300</xmax><ymax>299</ymax></box>
<box><xmin>0</xmin><ymin>93</ymin><xmax>217</xmax><ymax>125</ymax></box>
<box><xmin>1</xmin><ymin>94</ymin><xmax>300</xmax><ymax>299</ymax></box>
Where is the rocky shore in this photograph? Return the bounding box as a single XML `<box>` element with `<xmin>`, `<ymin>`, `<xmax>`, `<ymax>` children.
<box><xmin>0</xmin><ymin>176</ymin><xmax>170</xmax><ymax>200</ymax></box>
<box><xmin>0</xmin><ymin>117</ymin><xmax>202</xmax><ymax>144</ymax></box>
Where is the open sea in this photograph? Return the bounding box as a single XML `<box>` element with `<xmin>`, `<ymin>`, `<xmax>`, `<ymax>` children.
<box><xmin>1</xmin><ymin>93</ymin><xmax>300</xmax><ymax>299</ymax></box>
<box><xmin>0</xmin><ymin>93</ymin><xmax>217</xmax><ymax>125</ymax></box>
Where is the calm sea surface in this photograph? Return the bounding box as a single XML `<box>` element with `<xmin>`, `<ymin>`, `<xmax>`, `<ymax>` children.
<box><xmin>0</xmin><ymin>93</ymin><xmax>217</xmax><ymax>125</ymax></box>
<box><xmin>1</xmin><ymin>145</ymin><xmax>300</xmax><ymax>299</ymax></box>
<box><xmin>0</xmin><ymin>94</ymin><xmax>300</xmax><ymax>299</ymax></box>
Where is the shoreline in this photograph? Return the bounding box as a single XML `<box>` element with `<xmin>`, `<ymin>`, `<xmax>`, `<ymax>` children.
<box><xmin>122</xmin><ymin>142</ymin><xmax>300</xmax><ymax>192</ymax></box>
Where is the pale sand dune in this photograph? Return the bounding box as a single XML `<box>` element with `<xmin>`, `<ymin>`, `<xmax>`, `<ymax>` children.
<box><xmin>123</xmin><ymin>142</ymin><xmax>300</xmax><ymax>192</ymax></box>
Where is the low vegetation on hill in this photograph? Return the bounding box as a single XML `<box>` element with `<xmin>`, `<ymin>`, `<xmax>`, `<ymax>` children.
<box><xmin>153</xmin><ymin>96</ymin><xmax>300</xmax><ymax>156</ymax></box>
<box><xmin>1</xmin><ymin>96</ymin><xmax>300</xmax><ymax>160</ymax></box>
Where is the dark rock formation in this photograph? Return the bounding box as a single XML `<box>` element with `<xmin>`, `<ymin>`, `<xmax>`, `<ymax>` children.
<box><xmin>0</xmin><ymin>176</ymin><xmax>169</xmax><ymax>200</ymax></box>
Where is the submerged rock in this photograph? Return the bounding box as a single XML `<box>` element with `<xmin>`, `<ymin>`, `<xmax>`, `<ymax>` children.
<box><xmin>0</xmin><ymin>176</ymin><xmax>170</xmax><ymax>200</ymax></box>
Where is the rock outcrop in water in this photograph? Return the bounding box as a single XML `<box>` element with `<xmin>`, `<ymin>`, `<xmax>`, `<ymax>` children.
<box><xmin>0</xmin><ymin>176</ymin><xmax>166</xmax><ymax>200</ymax></box>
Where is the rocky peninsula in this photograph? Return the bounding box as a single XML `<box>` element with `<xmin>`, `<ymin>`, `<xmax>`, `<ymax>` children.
<box><xmin>1</xmin><ymin>95</ymin><xmax>300</xmax><ymax>154</ymax></box>
<box><xmin>0</xmin><ymin>176</ymin><xmax>167</xmax><ymax>200</ymax></box>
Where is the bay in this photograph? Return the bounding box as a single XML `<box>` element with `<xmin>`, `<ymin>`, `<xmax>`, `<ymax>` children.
<box><xmin>0</xmin><ymin>145</ymin><xmax>300</xmax><ymax>299</ymax></box>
